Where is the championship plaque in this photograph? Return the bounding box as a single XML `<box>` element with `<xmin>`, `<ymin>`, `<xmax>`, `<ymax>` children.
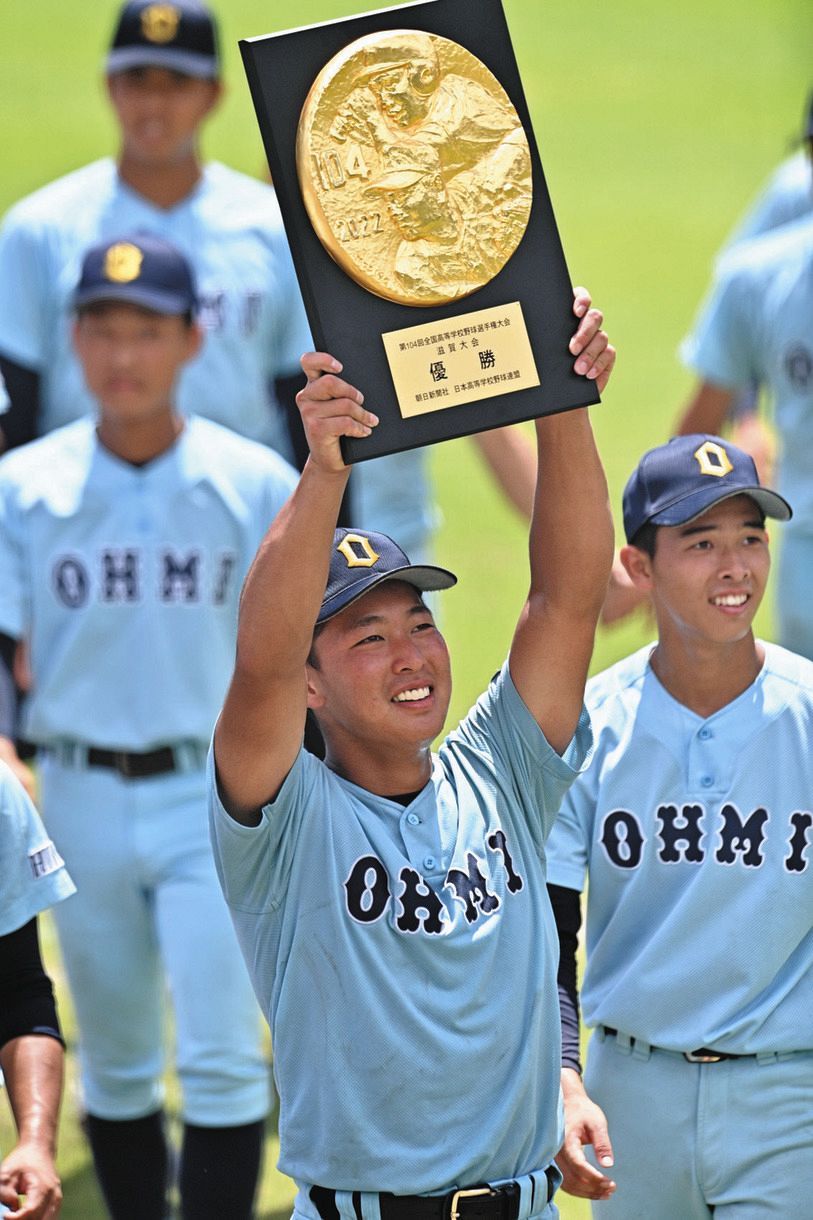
<box><xmin>241</xmin><ymin>0</ymin><xmax>600</xmax><ymax>463</ymax></box>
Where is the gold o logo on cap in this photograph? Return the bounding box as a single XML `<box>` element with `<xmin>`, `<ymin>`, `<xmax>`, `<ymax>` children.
<box><xmin>693</xmin><ymin>440</ymin><xmax>733</xmax><ymax>478</ymax></box>
<box><xmin>104</xmin><ymin>242</ymin><xmax>144</xmax><ymax>284</ymax></box>
<box><xmin>337</xmin><ymin>533</ymin><xmax>380</xmax><ymax>568</ymax></box>
<box><xmin>141</xmin><ymin>3</ymin><xmax>181</xmax><ymax>43</ymax></box>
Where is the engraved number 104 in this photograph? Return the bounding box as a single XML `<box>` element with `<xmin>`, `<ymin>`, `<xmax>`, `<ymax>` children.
<box><xmin>313</xmin><ymin>146</ymin><xmax>369</xmax><ymax>190</ymax></box>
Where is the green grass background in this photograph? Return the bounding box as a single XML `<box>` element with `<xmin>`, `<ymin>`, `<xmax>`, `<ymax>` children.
<box><xmin>1</xmin><ymin>0</ymin><xmax>811</xmax><ymax>1215</ymax></box>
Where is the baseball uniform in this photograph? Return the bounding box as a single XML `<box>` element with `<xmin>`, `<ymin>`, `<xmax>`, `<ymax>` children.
<box><xmin>0</xmin><ymin>413</ymin><xmax>297</xmax><ymax>1125</ymax></box>
<box><xmin>721</xmin><ymin>148</ymin><xmax>812</xmax><ymax>251</ymax></box>
<box><xmin>0</xmin><ymin>158</ymin><xmax>311</xmax><ymax>458</ymax></box>
<box><xmin>546</xmin><ymin>640</ymin><xmax>813</xmax><ymax>1218</ymax></box>
<box><xmin>209</xmin><ymin>661</ymin><xmax>593</xmax><ymax>1219</ymax></box>
<box><xmin>682</xmin><ymin>215</ymin><xmax>813</xmax><ymax>657</ymax></box>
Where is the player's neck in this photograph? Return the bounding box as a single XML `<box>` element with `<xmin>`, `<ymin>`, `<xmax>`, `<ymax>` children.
<box><xmin>96</xmin><ymin>409</ymin><xmax>184</xmax><ymax>466</ymax></box>
<box><xmin>324</xmin><ymin>738</ymin><xmax>434</xmax><ymax>798</ymax></box>
<box><xmin>117</xmin><ymin>152</ymin><xmax>203</xmax><ymax>209</ymax></box>
<box><xmin>649</xmin><ymin>633</ymin><xmax>764</xmax><ymax>719</ymax></box>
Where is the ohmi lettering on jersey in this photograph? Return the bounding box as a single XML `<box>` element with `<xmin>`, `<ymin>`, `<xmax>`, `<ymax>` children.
<box><xmin>51</xmin><ymin>550</ymin><xmax>238</xmax><ymax>606</ymax></box>
<box><xmin>344</xmin><ymin>829</ymin><xmax>524</xmax><ymax>935</ymax></box>
<box><xmin>599</xmin><ymin>804</ymin><xmax>813</xmax><ymax>874</ymax></box>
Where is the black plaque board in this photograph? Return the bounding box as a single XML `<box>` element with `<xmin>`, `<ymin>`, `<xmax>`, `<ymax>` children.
<box><xmin>240</xmin><ymin>0</ymin><xmax>600</xmax><ymax>463</ymax></box>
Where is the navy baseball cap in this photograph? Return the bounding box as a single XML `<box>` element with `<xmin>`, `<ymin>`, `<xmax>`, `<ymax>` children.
<box><xmin>73</xmin><ymin>234</ymin><xmax>197</xmax><ymax>316</ymax></box>
<box><xmin>107</xmin><ymin>0</ymin><xmax>219</xmax><ymax>80</ymax></box>
<box><xmin>623</xmin><ymin>434</ymin><xmax>792</xmax><ymax>543</ymax></box>
<box><xmin>317</xmin><ymin>528</ymin><xmax>457</xmax><ymax>625</ymax></box>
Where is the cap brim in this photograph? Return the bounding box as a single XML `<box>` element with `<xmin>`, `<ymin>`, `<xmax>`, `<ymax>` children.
<box><xmin>317</xmin><ymin>563</ymin><xmax>457</xmax><ymax>625</ymax></box>
<box><xmin>73</xmin><ymin>284</ymin><xmax>193</xmax><ymax>315</ymax></box>
<box><xmin>106</xmin><ymin>47</ymin><xmax>219</xmax><ymax>79</ymax></box>
<box><xmin>648</xmin><ymin>484</ymin><xmax>792</xmax><ymax>531</ymax></box>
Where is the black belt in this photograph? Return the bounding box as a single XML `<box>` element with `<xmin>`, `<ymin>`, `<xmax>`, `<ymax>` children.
<box><xmin>311</xmin><ymin>1169</ymin><xmax>557</xmax><ymax>1220</ymax></box>
<box><xmin>86</xmin><ymin>746</ymin><xmax>179</xmax><ymax>779</ymax></box>
<box><xmin>602</xmin><ymin>1026</ymin><xmax>752</xmax><ymax>1064</ymax></box>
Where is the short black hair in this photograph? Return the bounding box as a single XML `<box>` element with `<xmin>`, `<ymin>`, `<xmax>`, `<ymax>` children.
<box><xmin>629</xmin><ymin>502</ymin><xmax>767</xmax><ymax>557</ymax></box>
<box><xmin>75</xmin><ymin>300</ymin><xmax>195</xmax><ymax>327</ymax></box>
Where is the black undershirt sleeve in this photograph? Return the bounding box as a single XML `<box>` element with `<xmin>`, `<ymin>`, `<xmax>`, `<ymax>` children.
<box><xmin>0</xmin><ymin>353</ymin><xmax>40</xmax><ymax>450</ymax></box>
<box><xmin>547</xmin><ymin>883</ymin><xmax>583</xmax><ymax>1074</ymax></box>
<box><xmin>0</xmin><ymin>918</ymin><xmax>63</xmax><ymax>1049</ymax></box>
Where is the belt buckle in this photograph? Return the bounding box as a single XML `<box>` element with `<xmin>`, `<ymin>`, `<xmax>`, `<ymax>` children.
<box><xmin>113</xmin><ymin>751</ymin><xmax>135</xmax><ymax>779</ymax></box>
<box><xmin>449</xmin><ymin>1187</ymin><xmax>493</xmax><ymax>1220</ymax></box>
<box><xmin>684</xmin><ymin>1049</ymin><xmax>724</xmax><ymax>1063</ymax></box>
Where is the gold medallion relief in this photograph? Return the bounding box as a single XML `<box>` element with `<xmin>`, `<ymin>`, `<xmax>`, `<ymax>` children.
<box><xmin>297</xmin><ymin>30</ymin><xmax>533</xmax><ymax>306</ymax></box>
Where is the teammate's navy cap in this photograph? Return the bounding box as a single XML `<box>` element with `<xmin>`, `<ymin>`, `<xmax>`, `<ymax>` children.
<box><xmin>107</xmin><ymin>0</ymin><xmax>219</xmax><ymax>80</ymax></box>
<box><xmin>317</xmin><ymin>528</ymin><xmax>457</xmax><ymax>625</ymax></box>
<box><xmin>73</xmin><ymin>234</ymin><xmax>198</xmax><ymax>316</ymax></box>
<box><xmin>623</xmin><ymin>434</ymin><xmax>792</xmax><ymax>543</ymax></box>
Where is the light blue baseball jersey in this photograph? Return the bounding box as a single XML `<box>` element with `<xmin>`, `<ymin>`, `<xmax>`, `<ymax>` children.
<box><xmin>546</xmin><ymin>642</ymin><xmax>813</xmax><ymax>1053</ymax></box>
<box><xmin>681</xmin><ymin>214</ymin><xmax>813</xmax><ymax>534</ymax></box>
<box><xmin>0</xmin><ymin>416</ymin><xmax>297</xmax><ymax>749</ymax></box>
<box><xmin>209</xmin><ymin>663</ymin><xmax>592</xmax><ymax>1195</ymax></box>
<box><xmin>352</xmin><ymin>449</ymin><xmax>437</xmax><ymax>561</ymax></box>
<box><xmin>721</xmin><ymin>149</ymin><xmax>812</xmax><ymax>252</ymax></box>
<box><xmin>0</xmin><ymin>159</ymin><xmax>313</xmax><ymax>456</ymax></box>
<box><xmin>0</xmin><ymin>761</ymin><xmax>75</xmax><ymax>937</ymax></box>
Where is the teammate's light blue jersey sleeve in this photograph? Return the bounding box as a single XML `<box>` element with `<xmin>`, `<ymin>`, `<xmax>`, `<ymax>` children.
<box><xmin>0</xmin><ymin>205</ymin><xmax>54</xmax><ymax>370</ymax></box>
<box><xmin>0</xmin><ymin>462</ymin><xmax>30</xmax><ymax>639</ymax></box>
<box><xmin>721</xmin><ymin>150</ymin><xmax>813</xmax><ymax>252</ymax></box>
<box><xmin>680</xmin><ymin>246</ymin><xmax>763</xmax><ymax>390</ymax></box>
<box><xmin>0</xmin><ymin>763</ymin><xmax>75</xmax><ymax>935</ymax></box>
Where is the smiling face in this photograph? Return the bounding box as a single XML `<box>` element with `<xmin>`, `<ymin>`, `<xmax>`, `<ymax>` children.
<box><xmin>307</xmin><ymin>580</ymin><xmax>452</xmax><ymax>773</ymax></box>
<box><xmin>630</xmin><ymin>495</ymin><xmax>770</xmax><ymax>649</ymax></box>
<box><xmin>107</xmin><ymin>66</ymin><xmax>220</xmax><ymax>167</ymax></box>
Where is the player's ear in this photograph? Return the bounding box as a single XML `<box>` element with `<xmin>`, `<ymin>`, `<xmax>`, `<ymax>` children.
<box><xmin>620</xmin><ymin>543</ymin><xmax>654</xmax><ymax>591</ymax></box>
<box><xmin>184</xmin><ymin>322</ymin><xmax>205</xmax><ymax>362</ymax></box>
<box><xmin>306</xmin><ymin>665</ymin><xmax>326</xmax><ymax>711</ymax></box>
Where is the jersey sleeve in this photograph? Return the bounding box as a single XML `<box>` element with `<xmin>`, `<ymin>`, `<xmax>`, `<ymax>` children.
<box><xmin>544</xmin><ymin>769</ymin><xmax>596</xmax><ymax>892</ymax></box>
<box><xmin>447</xmin><ymin>662</ymin><xmax>593</xmax><ymax>848</ymax></box>
<box><xmin>208</xmin><ymin>744</ymin><xmax>320</xmax><ymax>914</ymax></box>
<box><xmin>0</xmin><ymin>467</ymin><xmax>31</xmax><ymax>639</ymax></box>
<box><xmin>0</xmin><ymin>764</ymin><xmax>75</xmax><ymax>936</ymax></box>
<box><xmin>0</xmin><ymin>210</ymin><xmax>51</xmax><ymax>371</ymax></box>
<box><xmin>680</xmin><ymin>254</ymin><xmax>762</xmax><ymax>390</ymax></box>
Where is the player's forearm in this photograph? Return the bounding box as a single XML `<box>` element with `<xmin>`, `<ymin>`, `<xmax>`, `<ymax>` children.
<box><xmin>529</xmin><ymin>409</ymin><xmax>613</xmax><ymax>620</ymax></box>
<box><xmin>0</xmin><ymin>1035</ymin><xmax>63</xmax><ymax>1155</ymax></box>
<box><xmin>675</xmin><ymin>381</ymin><xmax>735</xmax><ymax>437</ymax></box>
<box><xmin>234</xmin><ymin>458</ymin><xmax>350</xmax><ymax>680</ymax></box>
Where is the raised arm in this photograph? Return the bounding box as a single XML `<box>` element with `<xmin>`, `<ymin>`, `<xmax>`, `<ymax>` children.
<box><xmin>508</xmin><ymin>290</ymin><xmax>615</xmax><ymax>754</ymax></box>
<box><xmin>213</xmin><ymin>354</ymin><xmax>378</xmax><ymax>824</ymax></box>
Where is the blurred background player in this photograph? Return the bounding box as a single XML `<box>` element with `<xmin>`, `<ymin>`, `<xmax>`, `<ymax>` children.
<box><xmin>0</xmin><ymin>234</ymin><xmax>298</xmax><ymax>1220</ymax></box>
<box><xmin>0</xmin><ymin>763</ymin><xmax>74</xmax><ymax>1220</ymax></box>
<box><xmin>0</xmin><ymin>0</ymin><xmax>311</xmax><ymax>461</ymax></box>
<box><xmin>546</xmin><ymin>435</ymin><xmax>813</xmax><ymax>1218</ymax></box>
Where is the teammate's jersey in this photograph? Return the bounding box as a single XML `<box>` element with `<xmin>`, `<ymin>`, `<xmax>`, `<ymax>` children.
<box><xmin>351</xmin><ymin>449</ymin><xmax>437</xmax><ymax>561</ymax></box>
<box><xmin>0</xmin><ymin>761</ymin><xmax>75</xmax><ymax>935</ymax></box>
<box><xmin>0</xmin><ymin>416</ymin><xmax>297</xmax><ymax>749</ymax></box>
<box><xmin>721</xmin><ymin>149</ymin><xmax>813</xmax><ymax>252</ymax></box>
<box><xmin>209</xmin><ymin>664</ymin><xmax>592</xmax><ymax>1194</ymax></box>
<box><xmin>0</xmin><ymin>159</ymin><xmax>313</xmax><ymax>455</ymax></box>
<box><xmin>546</xmin><ymin>642</ymin><xmax>813</xmax><ymax>1054</ymax></box>
<box><xmin>681</xmin><ymin>215</ymin><xmax>813</xmax><ymax>534</ymax></box>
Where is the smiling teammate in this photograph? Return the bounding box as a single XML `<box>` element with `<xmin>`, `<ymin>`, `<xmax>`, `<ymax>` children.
<box><xmin>207</xmin><ymin>290</ymin><xmax>614</xmax><ymax>1220</ymax></box>
<box><xmin>0</xmin><ymin>234</ymin><xmax>298</xmax><ymax>1220</ymax></box>
<box><xmin>546</xmin><ymin>434</ymin><xmax>813</xmax><ymax>1218</ymax></box>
